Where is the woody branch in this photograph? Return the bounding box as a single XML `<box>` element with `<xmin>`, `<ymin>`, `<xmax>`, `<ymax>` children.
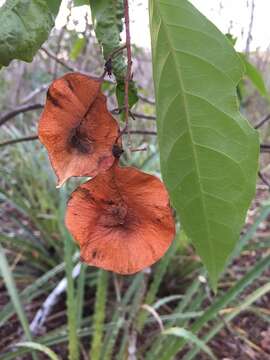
<box><xmin>123</xmin><ymin>0</ymin><xmax>132</xmax><ymax>136</ymax></box>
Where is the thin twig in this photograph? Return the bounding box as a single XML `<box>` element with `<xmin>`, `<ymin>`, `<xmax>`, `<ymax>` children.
<box><xmin>123</xmin><ymin>0</ymin><xmax>132</xmax><ymax>142</ymax></box>
<box><xmin>129</xmin><ymin>130</ymin><xmax>157</xmax><ymax>136</ymax></box>
<box><xmin>111</xmin><ymin>107</ymin><xmax>156</xmax><ymax>120</ymax></box>
<box><xmin>130</xmin><ymin>146</ymin><xmax>148</xmax><ymax>152</ymax></box>
<box><xmin>258</xmin><ymin>171</ymin><xmax>270</xmax><ymax>189</ymax></box>
<box><xmin>132</xmin><ymin>112</ymin><xmax>156</xmax><ymax>120</ymax></box>
<box><xmin>245</xmin><ymin>0</ymin><xmax>255</xmax><ymax>55</ymax></box>
<box><xmin>260</xmin><ymin>144</ymin><xmax>270</xmax><ymax>152</ymax></box>
<box><xmin>40</xmin><ymin>46</ymin><xmax>102</xmax><ymax>81</ymax></box>
<box><xmin>20</xmin><ymin>84</ymin><xmax>49</xmax><ymax>104</ymax></box>
<box><xmin>40</xmin><ymin>46</ymin><xmax>74</xmax><ymax>72</ymax></box>
<box><xmin>0</xmin><ymin>103</ymin><xmax>43</xmax><ymax>127</ymax></box>
<box><xmin>138</xmin><ymin>94</ymin><xmax>155</xmax><ymax>105</ymax></box>
<box><xmin>0</xmin><ymin>135</ymin><xmax>38</xmax><ymax>147</ymax></box>
<box><xmin>109</xmin><ymin>44</ymin><xmax>127</xmax><ymax>60</ymax></box>
<box><xmin>254</xmin><ymin>114</ymin><xmax>270</xmax><ymax>129</ymax></box>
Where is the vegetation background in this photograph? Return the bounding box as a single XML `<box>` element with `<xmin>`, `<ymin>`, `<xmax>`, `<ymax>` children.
<box><xmin>0</xmin><ymin>1</ymin><xmax>270</xmax><ymax>359</ymax></box>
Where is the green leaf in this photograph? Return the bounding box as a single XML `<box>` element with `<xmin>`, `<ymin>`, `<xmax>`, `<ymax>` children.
<box><xmin>239</xmin><ymin>53</ymin><xmax>269</xmax><ymax>98</ymax></box>
<box><xmin>225</xmin><ymin>33</ymin><xmax>237</xmax><ymax>46</ymax></box>
<box><xmin>90</xmin><ymin>0</ymin><xmax>138</xmax><ymax>109</ymax></box>
<box><xmin>70</xmin><ymin>35</ymin><xmax>86</xmax><ymax>61</ymax></box>
<box><xmin>47</xmin><ymin>0</ymin><xmax>62</xmax><ymax>15</ymax></box>
<box><xmin>163</xmin><ymin>327</ymin><xmax>217</xmax><ymax>360</ymax></box>
<box><xmin>15</xmin><ymin>342</ymin><xmax>60</xmax><ymax>360</ymax></box>
<box><xmin>73</xmin><ymin>0</ymin><xmax>89</xmax><ymax>6</ymax></box>
<box><xmin>0</xmin><ymin>0</ymin><xmax>59</xmax><ymax>67</ymax></box>
<box><xmin>149</xmin><ymin>0</ymin><xmax>259</xmax><ymax>288</ymax></box>
<box><xmin>90</xmin><ymin>0</ymin><xmax>125</xmax><ymax>78</ymax></box>
<box><xmin>116</xmin><ymin>80</ymin><xmax>139</xmax><ymax>119</ymax></box>
<box><xmin>224</xmin><ymin>36</ymin><xmax>268</xmax><ymax>102</ymax></box>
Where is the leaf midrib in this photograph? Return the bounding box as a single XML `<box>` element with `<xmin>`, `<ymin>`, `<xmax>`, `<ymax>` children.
<box><xmin>156</xmin><ymin>0</ymin><xmax>216</xmax><ymax>277</ymax></box>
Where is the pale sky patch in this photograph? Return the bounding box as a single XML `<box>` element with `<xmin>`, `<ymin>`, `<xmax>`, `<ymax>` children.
<box><xmin>128</xmin><ymin>0</ymin><xmax>270</xmax><ymax>52</ymax></box>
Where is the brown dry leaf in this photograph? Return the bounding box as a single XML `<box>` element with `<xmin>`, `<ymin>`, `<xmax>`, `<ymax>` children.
<box><xmin>38</xmin><ymin>72</ymin><xmax>120</xmax><ymax>187</ymax></box>
<box><xmin>65</xmin><ymin>164</ymin><xmax>175</xmax><ymax>274</ymax></box>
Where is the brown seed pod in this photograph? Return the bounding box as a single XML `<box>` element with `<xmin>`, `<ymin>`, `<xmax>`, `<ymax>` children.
<box><xmin>65</xmin><ymin>164</ymin><xmax>175</xmax><ymax>274</ymax></box>
<box><xmin>38</xmin><ymin>72</ymin><xmax>120</xmax><ymax>187</ymax></box>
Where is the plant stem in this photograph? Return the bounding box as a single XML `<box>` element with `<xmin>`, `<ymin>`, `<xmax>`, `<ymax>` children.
<box><xmin>90</xmin><ymin>270</ymin><xmax>109</xmax><ymax>360</ymax></box>
<box><xmin>123</xmin><ymin>0</ymin><xmax>132</xmax><ymax>139</ymax></box>
<box><xmin>60</xmin><ymin>188</ymin><xmax>79</xmax><ymax>360</ymax></box>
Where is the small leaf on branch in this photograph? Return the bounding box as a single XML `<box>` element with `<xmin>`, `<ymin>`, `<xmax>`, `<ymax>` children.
<box><xmin>90</xmin><ymin>0</ymin><xmax>138</xmax><ymax>109</ymax></box>
<box><xmin>70</xmin><ymin>35</ymin><xmax>86</xmax><ymax>61</ymax></box>
<box><xmin>116</xmin><ymin>80</ymin><xmax>139</xmax><ymax>121</ymax></box>
<box><xmin>73</xmin><ymin>0</ymin><xmax>89</xmax><ymax>6</ymax></box>
<box><xmin>46</xmin><ymin>0</ymin><xmax>62</xmax><ymax>15</ymax></box>
<box><xmin>238</xmin><ymin>53</ymin><xmax>269</xmax><ymax>98</ymax></box>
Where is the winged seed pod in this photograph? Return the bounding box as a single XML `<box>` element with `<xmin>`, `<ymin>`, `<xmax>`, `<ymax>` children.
<box><xmin>38</xmin><ymin>72</ymin><xmax>120</xmax><ymax>187</ymax></box>
<box><xmin>65</xmin><ymin>164</ymin><xmax>175</xmax><ymax>274</ymax></box>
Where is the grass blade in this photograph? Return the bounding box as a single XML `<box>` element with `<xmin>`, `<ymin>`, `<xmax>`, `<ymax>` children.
<box><xmin>102</xmin><ymin>273</ymin><xmax>144</xmax><ymax>360</ymax></box>
<box><xmin>60</xmin><ymin>188</ymin><xmax>79</xmax><ymax>360</ymax></box>
<box><xmin>117</xmin><ymin>273</ymin><xmax>147</xmax><ymax>360</ymax></box>
<box><xmin>90</xmin><ymin>270</ymin><xmax>109</xmax><ymax>360</ymax></box>
<box><xmin>145</xmin><ymin>273</ymin><xmax>203</xmax><ymax>360</ymax></box>
<box><xmin>0</xmin><ymin>243</ymin><xmax>37</xmax><ymax>360</ymax></box>
<box><xmin>152</xmin><ymin>295</ymin><xmax>183</xmax><ymax>310</ymax></box>
<box><xmin>152</xmin><ymin>206</ymin><xmax>270</xmax><ymax>359</ymax></box>
<box><xmin>76</xmin><ymin>263</ymin><xmax>87</xmax><ymax>329</ymax></box>
<box><xmin>183</xmin><ymin>281</ymin><xmax>270</xmax><ymax>360</ymax></box>
<box><xmin>163</xmin><ymin>327</ymin><xmax>217</xmax><ymax>360</ymax></box>
<box><xmin>0</xmin><ymin>259</ymin><xmax>71</xmax><ymax>326</ymax></box>
<box><xmin>15</xmin><ymin>342</ymin><xmax>60</xmax><ymax>360</ymax></box>
<box><xmin>136</xmin><ymin>240</ymin><xmax>177</xmax><ymax>332</ymax></box>
<box><xmin>229</xmin><ymin>203</ymin><xmax>270</xmax><ymax>262</ymax></box>
<box><xmin>161</xmin><ymin>253</ymin><xmax>270</xmax><ymax>359</ymax></box>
